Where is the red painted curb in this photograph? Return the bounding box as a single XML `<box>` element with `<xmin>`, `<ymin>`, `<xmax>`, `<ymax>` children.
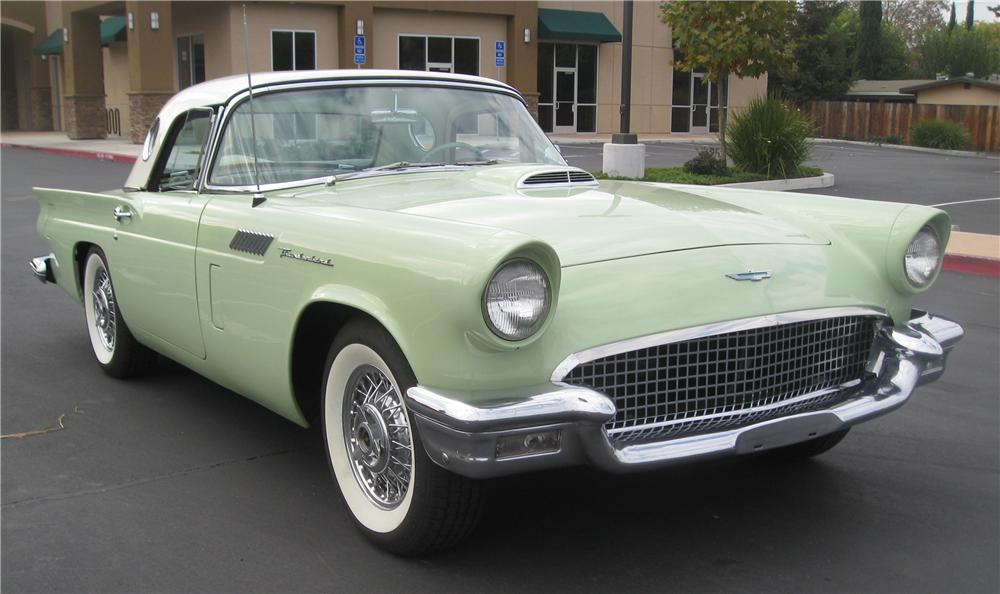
<box><xmin>942</xmin><ymin>254</ymin><xmax>1000</xmax><ymax>277</ymax></box>
<box><xmin>1</xmin><ymin>142</ymin><xmax>137</xmax><ymax>164</ymax></box>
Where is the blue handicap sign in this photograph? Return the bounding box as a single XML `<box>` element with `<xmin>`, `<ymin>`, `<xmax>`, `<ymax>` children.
<box><xmin>354</xmin><ymin>35</ymin><xmax>365</xmax><ymax>48</ymax></box>
<box><xmin>496</xmin><ymin>57</ymin><xmax>505</xmax><ymax>67</ymax></box>
<box><xmin>496</xmin><ymin>51</ymin><xmax>505</xmax><ymax>58</ymax></box>
<box><xmin>355</xmin><ymin>47</ymin><xmax>365</xmax><ymax>55</ymax></box>
<box><xmin>354</xmin><ymin>53</ymin><xmax>365</xmax><ymax>65</ymax></box>
<box><xmin>495</xmin><ymin>40</ymin><xmax>505</xmax><ymax>51</ymax></box>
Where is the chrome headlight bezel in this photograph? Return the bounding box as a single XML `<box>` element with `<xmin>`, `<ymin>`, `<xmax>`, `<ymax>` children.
<box><xmin>903</xmin><ymin>226</ymin><xmax>942</xmax><ymax>288</ymax></box>
<box><xmin>482</xmin><ymin>258</ymin><xmax>552</xmax><ymax>342</ymax></box>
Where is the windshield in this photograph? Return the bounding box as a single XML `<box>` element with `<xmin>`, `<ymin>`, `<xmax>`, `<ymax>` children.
<box><xmin>208</xmin><ymin>85</ymin><xmax>565</xmax><ymax>187</ymax></box>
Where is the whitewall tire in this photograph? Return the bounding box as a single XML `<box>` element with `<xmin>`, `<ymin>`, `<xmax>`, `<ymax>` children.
<box><xmin>321</xmin><ymin>318</ymin><xmax>485</xmax><ymax>555</ymax></box>
<box><xmin>81</xmin><ymin>248</ymin><xmax>157</xmax><ymax>378</ymax></box>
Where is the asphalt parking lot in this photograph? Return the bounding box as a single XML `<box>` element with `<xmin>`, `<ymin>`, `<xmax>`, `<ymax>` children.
<box><xmin>2</xmin><ymin>148</ymin><xmax>998</xmax><ymax>593</ymax></box>
<box><xmin>561</xmin><ymin>141</ymin><xmax>1000</xmax><ymax>235</ymax></box>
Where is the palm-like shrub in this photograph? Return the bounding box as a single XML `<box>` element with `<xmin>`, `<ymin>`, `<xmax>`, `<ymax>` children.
<box><xmin>910</xmin><ymin>119</ymin><xmax>972</xmax><ymax>151</ymax></box>
<box><xmin>726</xmin><ymin>96</ymin><xmax>814</xmax><ymax>179</ymax></box>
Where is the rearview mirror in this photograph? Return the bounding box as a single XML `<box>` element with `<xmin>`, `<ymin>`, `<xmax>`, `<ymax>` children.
<box><xmin>370</xmin><ymin>108</ymin><xmax>420</xmax><ymax>124</ymax></box>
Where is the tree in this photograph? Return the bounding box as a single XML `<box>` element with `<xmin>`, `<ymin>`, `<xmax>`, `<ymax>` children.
<box><xmin>858</xmin><ymin>1</ymin><xmax>883</xmax><ymax>78</ymax></box>
<box><xmin>883</xmin><ymin>0</ymin><xmax>947</xmax><ymax>48</ymax></box>
<box><xmin>772</xmin><ymin>2</ymin><xmax>853</xmax><ymax>103</ymax></box>
<box><xmin>965</xmin><ymin>0</ymin><xmax>975</xmax><ymax>30</ymax></box>
<box><xmin>659</xmin><ymin>1</ymin><xmax>794</xmax><ymax>162</ymax></box>
<box><xmin>918</xmin><ymin>23</ymin><xmax>1000</xmax><ymax>77</ymax></box>
<box><xmin>837</xmin><ymin>4</ymin><xmax>914</xmax><ymax>78</ymax></box>
<box><xmin>948</xmin><ymin>2</ymin><xmax>957</xmax><ymax>31</ymax></box>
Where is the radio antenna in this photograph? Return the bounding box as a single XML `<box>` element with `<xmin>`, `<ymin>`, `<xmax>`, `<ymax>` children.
<box><xmin>242</xmin><ymin>4</ymin><xmax>265</xmax><ymax>207</ymax></box>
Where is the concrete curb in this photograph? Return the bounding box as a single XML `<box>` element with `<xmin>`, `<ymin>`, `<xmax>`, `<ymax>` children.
<box><xmin>1</xmin><ymin>142</ymin><xmax>138</xmax><ymax>164</ymax></box>
<box><xmin>809</xmin><ymin>137</ymin><xmax>995</xmax><ymax>159</ymax></box>
<box><xmin>720</xmin><ymin>172</ymin><xmax>835</xmax><ymax>191</ymax></box>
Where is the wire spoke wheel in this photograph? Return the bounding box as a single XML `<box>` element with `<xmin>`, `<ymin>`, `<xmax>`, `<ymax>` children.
<box><xmin>91</xmin><ymin>267</ymin><xmax>117</xmax><ymax>352</ymax></box>
<box><xmin>342</xmin><ymin>365</ymin><xmax>413</xmax><ymax>509</ymax></box>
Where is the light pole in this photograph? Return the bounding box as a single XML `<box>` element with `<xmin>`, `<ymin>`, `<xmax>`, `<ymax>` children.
<box><xmin>614</xmin><ymin>0</ymin><xmax>636</xmax><ymax>145</ymax></box>
<box><xmin>603</xmin><ymin>0</ymin><xmax>644</xmax><ymax>178</ymax></box>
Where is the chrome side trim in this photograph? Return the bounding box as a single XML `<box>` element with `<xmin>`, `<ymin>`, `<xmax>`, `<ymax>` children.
<box><xmin>29</xmin><ymin>253</ymin><xmax>56</xmax><ymax>283</ymax></box>
<box><xmin>550</xmin><ymin>306</ymin><xmax>888</xmax><ymax>382</ymax></box>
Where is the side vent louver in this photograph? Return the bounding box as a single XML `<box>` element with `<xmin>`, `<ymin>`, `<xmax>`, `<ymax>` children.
<box><xmin>518</xmin><ymin>168</ymin><xmax>599</xmax><ymax>189</ymax></box>
<box><xmin>229</xmin><ymin>229</ymin><xmax>274</xmax><ymax>256</ymax></box>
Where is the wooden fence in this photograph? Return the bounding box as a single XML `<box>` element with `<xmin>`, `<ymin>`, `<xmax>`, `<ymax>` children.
<box><xmin>806</xmin><ymin>100</ymin><xmax>999</xmax><ymax>153</ymax></box>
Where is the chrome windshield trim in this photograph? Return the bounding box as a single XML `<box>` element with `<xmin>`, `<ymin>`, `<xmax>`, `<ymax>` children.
<box><xmin>203</xmin><ymin>78</ymin><xmax>530</xmax><ymax>191</ymax></box>
<box><xmin>550</xmin><ymin>306</ymin><xmax>889</xmax><ymax>382</ymax></box>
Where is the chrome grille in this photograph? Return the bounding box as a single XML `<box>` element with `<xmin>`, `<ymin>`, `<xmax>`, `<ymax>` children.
<box><xmin>562</xmin><ymin>316</ymin><xmax>880</xmax><ymax>443</ymax></box>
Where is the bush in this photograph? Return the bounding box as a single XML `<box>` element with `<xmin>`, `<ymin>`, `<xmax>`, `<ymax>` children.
<box><xmin>726</xmin><ymin>96</ymin><xmax>814</xmax><ymax>178</ymax></box>
<box><xmin>683</xmin><ymin>148</ymin><xmax>729</xmax><ymax>176</ymax></box>
<box><xmin>910</xmin><ymin>119</ymin><xmax>971</xmax><ymax>151</ymax></box>
<box><xmin>683</xmin><ymin>148</ymin><xmax>730</xmax><ymax>176</ymax></box>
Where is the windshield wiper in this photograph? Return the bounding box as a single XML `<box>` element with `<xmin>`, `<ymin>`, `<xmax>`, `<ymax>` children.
<box><xmin>366</xmin><ymin>161</ymin><xmax>446</xmax><ymax>171</ymax></box>
<box><xmin>326</xmin><ymin>161</ymin><xmax>448</xmax><ymax>186</ymax></box>
<box><xmin>454</xmin><ymin>159</ymin><xmax>499</xmax><ymax>166</ymax></box>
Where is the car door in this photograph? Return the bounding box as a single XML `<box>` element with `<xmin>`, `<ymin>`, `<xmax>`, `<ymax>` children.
<box><xmin>109</xmin><ymin>108</ymin><xmax>215</xmax><ymax>359</ymax></box>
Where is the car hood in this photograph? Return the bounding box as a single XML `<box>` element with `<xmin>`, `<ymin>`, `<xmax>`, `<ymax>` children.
<box><xmin>288</xmin><ymin>165</ymin><xmax>829</xmax><ymax>267</ymax></box>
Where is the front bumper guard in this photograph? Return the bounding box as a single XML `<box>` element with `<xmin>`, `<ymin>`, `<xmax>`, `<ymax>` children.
<box><xmin>29</xmin><ymin>253</ymin><xmax>56</xmax><ymax>283</ymax></box>
<box><xmin>405</xmin><ymin>310</ymin><xmax>963</xmax><ymax>479</ymax></box>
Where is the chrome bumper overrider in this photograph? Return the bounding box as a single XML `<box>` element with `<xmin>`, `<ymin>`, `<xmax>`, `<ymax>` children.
<box><xmin>29</xmin><ymin>253</ymin><xmax>57</xmax><ymax>283</ymax></box>
<box><xmin>404</xmin><ymin>310</ymin><xmax>963</xmax><ymax>479</ymax></box>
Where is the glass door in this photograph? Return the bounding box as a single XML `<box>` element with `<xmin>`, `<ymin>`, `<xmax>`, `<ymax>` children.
<box><xmin>691</xmin><ymin>73</ymin><xmax>710</xmax><ymax>134</ymax></box>
<box><xmin>554</xmin><ymin>69</ymin><xmax>576</xmax><ymax>134</ymax></box>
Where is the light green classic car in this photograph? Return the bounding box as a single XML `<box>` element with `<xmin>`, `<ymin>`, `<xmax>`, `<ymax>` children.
<box><xmin>31</xmin><ymin>70</ymin><xmax>962</xmax><ymax>554</ymax></box>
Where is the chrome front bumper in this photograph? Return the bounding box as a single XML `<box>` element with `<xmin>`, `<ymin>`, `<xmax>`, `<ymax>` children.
<box><xmin>29</xmin><ymin>253</ymin><xmax>56</xmax><ymax>283</ymax></box>
<box><xmin>404</xmin><ymin>310</ymin><xmax>963</xmax><ymax>479</ymax></box>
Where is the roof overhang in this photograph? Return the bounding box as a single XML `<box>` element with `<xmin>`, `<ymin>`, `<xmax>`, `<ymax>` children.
<box><xmin>538</xmin><ymin>8</ymin><xmax>622</xmax><ymax>43</ymax></box>
<box><xmin>33</xmin><ymin>29</ymin><xmax>64</xmax><ymax>55</ymax></box>
<box><xmin>100</xmin><ymin>16</ymin><xmax>126</xmax><ymax>45</ymax></box>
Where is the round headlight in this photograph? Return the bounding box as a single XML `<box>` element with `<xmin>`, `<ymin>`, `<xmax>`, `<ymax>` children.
<box><xmin>483</xmin><ymin>259</ymin><xmax>551</xmax><ymax>341</ymax></box>
<box><xmin>904</xmin><ymin>227</ymin><xmax>941</xmax><ymax>287</ymax></box>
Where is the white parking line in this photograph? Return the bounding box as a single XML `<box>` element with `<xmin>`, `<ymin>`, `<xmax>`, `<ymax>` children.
<box><xmin>931</xmin><ymin>197</ymin><xmax>1000</xmax><ymax>207</ymax></box>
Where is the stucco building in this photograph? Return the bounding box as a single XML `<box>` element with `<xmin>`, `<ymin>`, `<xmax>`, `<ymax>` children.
<box><xmin>2</xmin><ymin>1</ymin><xmax>767</xmax><ymax>142</ymax></box>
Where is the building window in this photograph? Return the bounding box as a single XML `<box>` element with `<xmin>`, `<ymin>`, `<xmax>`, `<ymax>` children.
<box><xmin>537</xmin><ymin>43</ymin><xmax>598</xmax><ymax>133</ymax></box>
<box><xmin>177</xmin><ymin>34</ymin><xmax>205</xmax><ymax>90</ymax></box>
<box><xmin>398</xmin><ymin>35</ymin><xmax>479</xmax><ymax>75</ymax></box>
<box><xmin>272</xmin><ymin>30</ymin><xmax>316</xmax><ymax>71</ymax></box>
<box><xmin>670</xmin><ymin>51</ymin><xmax>727</xmax><ymax>134</ymax></box>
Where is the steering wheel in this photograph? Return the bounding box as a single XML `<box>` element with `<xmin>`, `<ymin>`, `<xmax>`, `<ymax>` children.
<box><xmin>420</xmin><ymin>141</ymin><xmax>485</xmax><ymax>162</ymax></box>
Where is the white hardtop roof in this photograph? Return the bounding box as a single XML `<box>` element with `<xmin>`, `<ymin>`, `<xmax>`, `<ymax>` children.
<box><xmin>125</xmin><ymin>69</ymin><xmax>522</xmax><ymax>190</ymax></box>
<box><xmin>165</xmin><ymin>69</ymin><xmax>520</xmax><ymax>109</ymax></box>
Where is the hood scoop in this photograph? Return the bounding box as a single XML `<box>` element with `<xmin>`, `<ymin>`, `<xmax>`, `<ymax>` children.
<box><xmin>517</xmin><ymin>168</ymin><xmax>599</xmax><ymax>189</ymax></box>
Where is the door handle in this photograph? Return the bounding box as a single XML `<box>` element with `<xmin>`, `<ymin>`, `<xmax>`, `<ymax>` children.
<box><xmin>113</xmin><ymin>206</ymin><xmax>132</xmax><ymax>222</ymax></box>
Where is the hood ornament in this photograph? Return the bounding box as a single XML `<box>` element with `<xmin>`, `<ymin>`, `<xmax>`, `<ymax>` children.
<box><xmin>726</xmin><ymin>270</ymin><xmax>772</xmax><ymax>282</ymax></box>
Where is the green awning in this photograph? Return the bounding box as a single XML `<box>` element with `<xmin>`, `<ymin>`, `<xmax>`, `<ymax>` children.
<box><xmin>100</xmin><ymin>16</ymin><xmax>127</xmax><ymax>45</ymax></box>
<box><xmin>33</xmin><ymin>29</ymin><xmax>64</xmax><ymax>55</ymax></box>
<box><xmin>538</xmin><ymin>8</ymin><xmax>622</xmax><ymax>43</ymax></box>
